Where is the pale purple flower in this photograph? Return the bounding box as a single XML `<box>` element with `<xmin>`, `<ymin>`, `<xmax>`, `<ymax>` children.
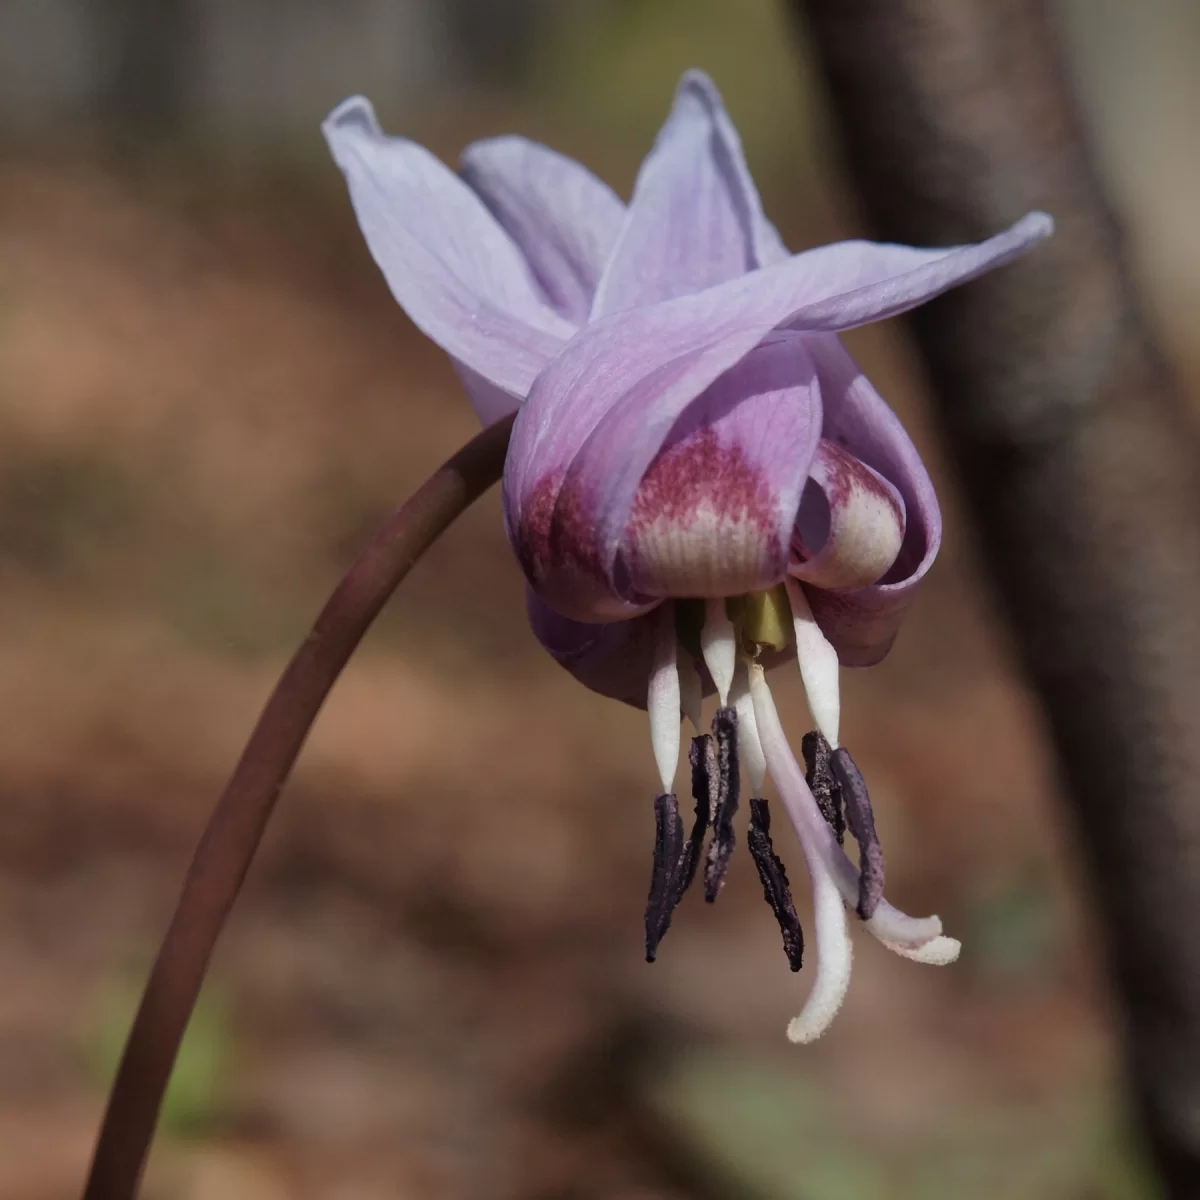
<box><xmin>325</xmin><ymin>71</ymin><xmax>1052</xmax><ymax>1041</ymax></box>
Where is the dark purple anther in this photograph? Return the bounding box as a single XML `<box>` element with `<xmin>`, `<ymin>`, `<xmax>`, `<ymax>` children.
<box><xmin>704</xmin><ymin>706</ymin><xmax>740</xmax><ymax>902</ymax></box>
<box><xmin>681</xmin><ymin>733</ymin><xmax>717</xmax><ymax>892</ymax></box>
<box><xmin>645</xmin><ymin>792</ymin><xmax>686</xmax><ymax>961</ymax></box>
<box><xmin>748</xmin><ymin>798</ymin><xmax>804</xmax><ymax>971</ymax></box>
<box><xmin>830</xmin><ymin>748</ymin><xmax>885</xmax><ymax>920</ymax></box>
<box><xmin>802</xmin><ymin>730</ymin><xmax>845</xmax><ymax>844</ymax></box>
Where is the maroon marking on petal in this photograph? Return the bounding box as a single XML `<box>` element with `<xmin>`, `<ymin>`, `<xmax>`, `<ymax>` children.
<box><xmin>517</xmin><ymin>471</ymin><xmax>562</xmax><ymax>580</ymax></box>
<box><xmin>821</xmin><ymin>441</ymin><xmax>904</xmax><ymax>519</ymax></box>
<box><xmin>516</xmin><ymin>471</ymin><xmax>609</xmax><ymax>592</ymax></box>
<box><xmin>624</xmin><ymin>428</ymin><xmax>783</xmax><ymax>595</ymax></box>
<box><xmin>552</xmin><ymin>473</ymin><xmax>610</xmax><ymax>582</ymax></box>
<box><xmin>631</xmin><ymin>427</ymin><xmax>776</xmax><ymax>535</ymax></box>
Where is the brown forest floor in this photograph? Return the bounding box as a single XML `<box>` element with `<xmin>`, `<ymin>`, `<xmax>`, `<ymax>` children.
<box><xmin>0</xmin><ymin>156</ymin><xmax>1154</xmax><ymax>1199</ymax></box>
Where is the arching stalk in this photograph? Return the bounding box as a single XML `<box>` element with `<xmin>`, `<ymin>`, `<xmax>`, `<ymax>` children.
<box><xmin>82</xmin><ymin>413</ymin><xmax>515</xmax><ymax>1200</ymax></box>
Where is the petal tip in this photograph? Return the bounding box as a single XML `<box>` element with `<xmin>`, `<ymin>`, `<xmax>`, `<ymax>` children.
<box><xmin>881</xmin><ymin>933</ymin><xmax>961</xmax><ymax>966</ymax></box>
<box><xmin>678</xmin><ymin>67</ymin><xmax>719</xmax><ymax>98</ymax></box>
<box><xmin>323</xmin><ymin>94</ymin><xmax>380</xmax><ymax>143</ymax></box>
<box><xmin>1018</xmin><ymin>210</ymin><xmax>1055</xmax><ymax>241</ymax></box>
<box><xmin>458</xmin><ymin>133</ymin><xmax>525</xmax><ymax>172</ymax></box>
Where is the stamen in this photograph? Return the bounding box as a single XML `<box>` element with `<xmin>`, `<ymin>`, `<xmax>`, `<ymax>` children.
<box><xmin>749</xmin><ymin>662</ymin><xmax>957</xmax><ymax>962</ymax></box>
<box><xmin>748</xmin><ymin>798</ymin><xmax>804</xmax><ymax>971</ymax></box>
<box><xmin>647</xmin><ymin>604</ymin><xmax>681</xmax><ymax>794</ymax></box>
<box><xmin>784</xmin><ymin>577</ymin><xmax>840</xmax><ymax>747</ymax></box>
<box><xmin>704</xmin><ymin>706</ymin><xmax>740</xmax><ymax>902</ymax></box>
<box><xmin>645</xmin><ymin>792</ymin><xmax>686</xmax><ymax>962</ymax></box>
<box><xmin>731</xmin><ymin>663</ymin><xmax>766</xmax><ymax>797</ymax></box>
<box><xmin>700</xmin><ymin>597</ymin><xmax>736</xmax><ymax>705</ymax></box>
<box><xmin>678</xmin><ymin>646</ymin><xmax>703</xmax><ymax>732</ymax></box>
<box><xmin>801</xmin><ymin>731</ymin><xmax>845</xmax><ymax>845</ymax></box>
<box><xmin>830</xmin><ymin>748</ymin><xmax>886</xmax><ymax>921</ymax></box>
<box><xmin>748</xmin><ymin>663</ymin><xmax>853</xmax><ymax>1042</ymax></box>
<box><xmin>681</xmin><ymin>733</ymin><xmax>717</xmax><ymax>891</ymax></box>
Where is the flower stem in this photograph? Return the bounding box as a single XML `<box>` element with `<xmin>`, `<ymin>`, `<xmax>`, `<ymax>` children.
<box><xmin>81</xmin><ymin>413</ymin><xmax>515</xmax><ymax>1200</ymax></box>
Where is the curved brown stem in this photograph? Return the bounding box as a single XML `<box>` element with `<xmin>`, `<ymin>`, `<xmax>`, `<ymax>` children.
<box><xmin>81</xmin><ymin>412</ymin><xmax>515</xmax><ymax>1200</ymax></box>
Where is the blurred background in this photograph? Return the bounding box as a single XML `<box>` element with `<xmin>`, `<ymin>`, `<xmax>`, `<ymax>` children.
<box><xmin>0</xmin><ymin>1</ymin><xmax>1196</xmax><ymax>1197</ymax></box>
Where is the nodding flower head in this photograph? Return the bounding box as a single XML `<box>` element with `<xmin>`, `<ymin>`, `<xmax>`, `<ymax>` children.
<box><xmin>325</xmin><ymin>70</ymin><xmax>1052</xmax><ymax>1041</ymax></box>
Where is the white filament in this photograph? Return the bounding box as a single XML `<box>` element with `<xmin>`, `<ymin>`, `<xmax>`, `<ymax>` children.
<box><xmin>700</xmin><ymin>597</ymin><xmax>736</xmax><ymax>706</ymax></box>
<box><xmin>787</xmin><ymin>840</ymin><xmax>853</xmax><ymax>1043</ymax></box>
<box><xmin>647</xmin><ymin>604</ymin><xmax>681</xmax><ymax>794</ymax></box>
<box><xmin>784</xmin><ymin>576</ymin><xmax>841</xmax><ymax>748</ymax></box>
<box><xmin>731</xmin><ymin>661</ymin><xmax>766</xmax><ymax>796</ymax></box>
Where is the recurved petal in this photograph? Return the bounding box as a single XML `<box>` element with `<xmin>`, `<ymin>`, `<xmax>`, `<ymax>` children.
<box><xmin>505</xmin><ymin>217</ymin><xmax>1043</xmax><ymax>619</ymax></box>
<box><xmin>506</xmin><ymin>214</ymin><xmax>1051</xmax><ymax>619</ymax></box>
<box><xmin>460</xmin><ymin>136</ymin><xmax>626</xmax><ymax>324</ymax></box>
<box><xmin>525</xmin><ymin>590</ymin><xmax>661</xmax><ymax>708</ymax></box>
<box><xmin>510</xmin><ymin>338</ymin><xmax>821</xmax><ymax>621</ymax></box>
<box><xmin>749</xmin><ymin>664</ymin><xmax>951</xmax><ymax>956</ymax></box>
<box><xmin>778</xmin><ymin>212</ymin><xmax>1053</xmax><ymax>333</ymax></box>
<box><xmin>618</xmin><ymin>338</ymin><xmax>822</xmax><ymax>599</ymax></box>
<box><xmin>797</xmin><ymin>334</ymin><xmax>943</xmax><ymax>664</ymax></box>
<box><xmin>791</xmin><ymin>439</ymin><xmax>906</xmax><ymax>591</ymax></box>
<box><xmin>590</xmin><ymin>70</ymin><xmax>786</xmax><ymax>318</ymax></box>
<box><xmin>453</xmin><ymin>361</ymin><xmax>527</xmax><ymax>426</ymax></box>
<box><xmin>510</xmin><ymin>211</ymin><xmax>1050</xmax><ymax>507</ymax></box>
<box><xmin>324</xmin><ymin>96</ymin><xmax>575</xmax><ymax>400</ymax></box>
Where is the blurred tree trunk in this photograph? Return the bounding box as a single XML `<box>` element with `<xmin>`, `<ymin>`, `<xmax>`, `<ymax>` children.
<box><xmin>92</xmin><ymin>0</ymin><xmax>193</xmax><ymax>139</ymax></box>
<box><xmin>789</xmin><ymin>1</ymin><xmax>1200</xmax><ymax>1194</ymax></box>
<box><xmin>442</xmin><ymin>0</ymin><xmax>547</xmax><ymax>84</ymax></box>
